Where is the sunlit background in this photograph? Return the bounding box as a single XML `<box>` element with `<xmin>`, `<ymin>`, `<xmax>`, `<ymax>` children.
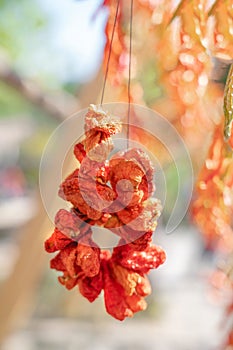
<box><xmin>0</xmin><ymin>0</ymin><xmax>229</xmax><ymax>349</ymax></box>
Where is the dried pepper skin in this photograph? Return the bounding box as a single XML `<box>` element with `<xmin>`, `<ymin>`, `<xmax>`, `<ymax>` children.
<box><xmin>84</xmin><ymin>104</ymin><xmax>122</xmax><ymax>162</ymax></box>
<box><xmin>102</xmin><ymin>257</ymin><xmax>142</xmax><ymax>321</ymax></box>
<box><xmin>54</xmin><ymin>209</ymin><xmax>90</xmax><ymax>240</ymax></box>
<box><xmin>127</xmin><ymin>231</ymin><xmax>153</xmax><ymax>251</ymax></box>
<box><xmin>76</xmin><ymin>244</ymin><xmax>100</xmax><ymax>277</ymax></box>
<box><xmin>50</xmin><ymin>244</ymin><xmax>80</xmax><ymax>277</ymax></box>
<box><xmin>74</xmin><ymin>143</ymin><xmax>86</xmax><ymax>163</ymax></box>
<box><xmin>113</xmin><ymin>148</ymin><xmax>155</xmax><ymax>187</ymax></box>
<box><xmin>58</xmin><ymin>273</ymin><xmax>79</xmax><ymax>290</ymax></box>
<box><xmin>109</xmin><ymin>159</ymin><xmax>144</xmax><ymax>191</ymax></box>
<box><xmin>112</xmin><ymin>240</ymin><xmax>166</xmax><ymax>274</ymax></box>
<box><xmin>51</xmin><ymin>244</ymin><xmax>100</xmax><ymax>276</ymax></box>
<box><xmin>109</xmin><ymin>148</ymin><xmax>155</xmax><ymax>206</ymax></box>
<box><xmin>59</xmin><ymin>170</ymin><xmax>104</xmax><ymax>221</ymax></box>
<box><xmin>103</xmin><ymin>267</ymin><xmax>134</xmax><ymax>321</ymax></box>
<box><xmin>85</xmin><ymin>104</ymin><xmax>122</xmax><ymax>137</ymax></box>
<box><xmin>44</xmin><ymin>105</ymin><xmax>166</xmax><ymax>320</ymax></box>
<box><xmin>44</xmin><ymin>228</ymin><xmax>73</xmax><ymax>253</ymax></box>
<box><xmin>110</xmin><ymin>261</ymin><xmax>152</xmax><ymax>298</ymax></box>
<box><xmin>85</xmin><ymin>132</ymin><xmax>113</xmax><ymax>162</ymax></box>
<box><xmin>48</xmin><ymin>238</ymin><xmax>101</xmax><ymax>290</ymax></box>
<box><xmin>102</xmin><ymin>254</ymin><xmax>151</xmax><ymax>320</ymax></box>
<box><xmin>78</xmin><ymin>270</ymin><xmax>103</xmax><ymax>302</ymax></box>
<box><xmin>117</xmin><ymin>198</ymin><xmax>162</xmax><ymax>232</ymax></box>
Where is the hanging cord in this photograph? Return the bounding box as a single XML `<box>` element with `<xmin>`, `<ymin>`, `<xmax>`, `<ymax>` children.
<box><xmin>127</xmin><ymin>0</ymin><xmax>134</xmax><ymax>147</ymax></box>
<box><xmin>100</xmin><ymin>0</ymin><xmax>121</xmax><ymax>106</ymax></box>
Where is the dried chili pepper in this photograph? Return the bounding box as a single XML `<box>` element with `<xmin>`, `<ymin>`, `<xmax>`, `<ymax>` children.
<box><xmin>44</xmin><ymin>105</ymin><xmax>166</xmax><ymax>320</ymax></box>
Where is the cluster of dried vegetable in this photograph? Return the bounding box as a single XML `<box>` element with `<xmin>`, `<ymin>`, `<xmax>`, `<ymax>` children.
<box><xmin>45</xmin><ymin>105</ymin><xmax>165</xmax><ymax>320</ymax></box>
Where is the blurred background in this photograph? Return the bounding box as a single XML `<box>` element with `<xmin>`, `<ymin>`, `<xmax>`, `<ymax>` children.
<box><xmin>0</xmin><ymin>0</ymin><xmax>229</xmax><ymax>349</ymax></box>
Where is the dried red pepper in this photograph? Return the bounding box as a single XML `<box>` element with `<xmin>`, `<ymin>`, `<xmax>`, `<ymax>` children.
<box><xmin>44</xmin><ymin>105</ymin><xmax>166</xmax><ymax>320</ymax></box>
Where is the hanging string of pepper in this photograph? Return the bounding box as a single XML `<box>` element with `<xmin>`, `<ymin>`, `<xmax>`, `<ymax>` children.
<box><xmin>44</xmin><ymin>105</ymin><xmax>166</xmax><ymax>320</ymax></box>
<box><xmin>44</xmin><ymin>1</ymin><xmax>166</xmax><ymax>321</ymax></box>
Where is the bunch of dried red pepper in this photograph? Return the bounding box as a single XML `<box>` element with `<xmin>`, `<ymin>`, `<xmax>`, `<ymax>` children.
<box><xmin>44</xmin><ymin>105</ymin><xmax>166</xmax><ymax>320</ymax></box>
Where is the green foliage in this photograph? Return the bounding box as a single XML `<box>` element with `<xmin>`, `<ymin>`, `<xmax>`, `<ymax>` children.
<box><xmin>139</xmin><ymin>60</ymin><xmax>163</xmax><ymax>106</ymax></box>
<box><xmin>0</xmin><ymin>0</ymin><xmax>48</xmax><ymax>59</ymax></box>
<box><xmin>163</xmin><ymin>158</ymin><xmax>190</xmax><ymax>224</ymax></box>
<box><xmin>0</xmin><ymin>82</ymin><xmax>31</xmax><ymax>118</ymax></box>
